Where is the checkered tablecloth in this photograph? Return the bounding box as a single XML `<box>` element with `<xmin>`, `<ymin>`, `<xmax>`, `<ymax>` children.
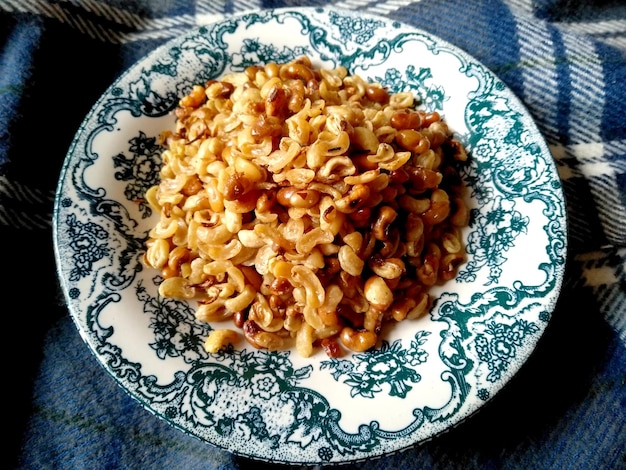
<box><xmin>2</xmin><ymin>1</ymin><xmax>624</xmax><ymax>469</ymax></box>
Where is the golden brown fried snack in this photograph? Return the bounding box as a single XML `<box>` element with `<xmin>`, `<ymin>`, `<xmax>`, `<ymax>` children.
<box><xmin>143</xmin><ymin>56</ymin><xmax>469</xmax><ymax>358</ymax></box>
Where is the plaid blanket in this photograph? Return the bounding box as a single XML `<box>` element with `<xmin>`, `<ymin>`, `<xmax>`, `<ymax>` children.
<box><xmin>3</xmin><ymin>1</ymin><xmax>624</xmax><ymax>469</ymax></box>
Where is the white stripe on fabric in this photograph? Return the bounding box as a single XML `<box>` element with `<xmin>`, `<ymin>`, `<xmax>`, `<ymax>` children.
<box><xmin>512</xmin><ymin>14</ymin><xmax>561</xmax><ymax>142</ymax></box>
<box><xmin>576</xmin><ymin>248</ymin><xmax>626</xmax><ymax>343</ymax></box>
<box><xmin>550</xmin><ymin>139</ymin><xmax>626</xmax><ymax>178</ymax></box>
<box><xmin>37</xmin><ymin>0</ymin><xmax>69</xmax><ymax>21</ymax></box>
<box><xmin>1</xmin><ymin>0</ymin><xmax>70</xmax><ymax>24</ymax></box>
<box><xmin>232</xmin><ymin>0</ymin><xmax>263</xmax><ymax>14</ymax></box>
<box><xmin>330</xmin><ymin>0</ymin><xmax>362</xmax><ymax>10</ymax></box>
<box><xmin>504</xmin><ymin>0</ymin><xmax>535</xmax><ymax>14</ymax></box>
<box><xmin>564</xmin><ymin>139</ymin><xmax>626</xmax><ymax>246</ymax></box>
<box><xmin>587</xmin><ymin>176</ymin><xmax>625</xmax><ymax>244</ymax></box>
<box><xmin>369</xmin><ymin>0</ymin><xmax>416</xmax><ymax>16</ymax></box>
<box><xmin>548</xmin><ymin>138</ymin><xmax>625</xmax><ymax>248</ymax></box>
<box><xmin>72</xmin><ymin>10</ymin><xmax>108</xmax><ymax>41</ymax></box>
<box><xmin>558</xmin><ymin>19</ymin><xmax>626</xmax><ymax>36</ymax></box>
<box><xmin>561</xmin><ymin>32</ymin><xmax>605</xmax><ymax>145</ymax></box>
<box><xmin>609</xmin><ymin>248</ymin><xmax>626</xmax><ymax>342</ymax></box>
<box><xmin>117</xmin><ymin>23</ymin><xmax>194</xmax><ymax>43</ymax></box>
<box><xmin>0</xmin><ymin>0</ymin><xmax>35</xmax><ymax>14</ymax></box>
<box><xmin>571</xmin><ymin>142</ymin><xmax>606</xmax><ymax>160</ymax></box>
<box><xmin>0</xmin><ymin>176</ymin><xmax>53</xmax><ymax>205</ymax></box>
<box><xmin>606</xmin><ymin>139</ymin><xmax>626</xmax><ymax>165</ymax></box>
<box><xmin>195</xmin><ymin>0</ymin><xmax>227</xmax><ymax>15</ymax></box>
<box><xmin>600</xmin><ymin>37</ymin><xmax>626</xmax><ymax>52</ymax></box>
<box><xmin>566</xmin><ymin>139</ymin><xmax>626</xmax><ymax>163</ymax></box>
<box><xmin>143</xmin><ymin>14</ymin><xmax>195</xmax><ymax>30</ymax></box>
<box><xmin>69</xmin><ymin>0</ymin><xmax>144</xmax><ymax>29</ymax></box>
<box><xmin>195</xmin><ymin>14</ymin><xmax>226</xmax><ymax>26</ymax></box>
<box><xmin>0</xmin><ymin>0</ymin><xmax>197</xmax><ymax>43</ymax></box>
<box><xmin>0</xmin><ymin>0</ymin><xmax>140</xmax><ymax>29</ymax></box>
<box><xmin>331</xmin><ymin>0</ymin><xmax>373</xmax><ymax>12</ymax></box>
<box><xmin>331</xmin><ymin>0</ymin><xmax>416</xmax><ymax>16</ymax></box>
<box><xmin>0</xmin><ymin>205</ymin><xmax>51</xmax><ymax>229</ymax></box>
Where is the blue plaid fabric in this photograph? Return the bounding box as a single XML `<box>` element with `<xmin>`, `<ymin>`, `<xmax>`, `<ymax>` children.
<box><xmin>2</xmin><ymin>1</ymin><xmax>624</xmax><ymax>469</ymax></box>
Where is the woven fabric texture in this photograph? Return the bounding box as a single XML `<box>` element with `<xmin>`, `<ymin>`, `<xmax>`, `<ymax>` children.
<box><xmin>2</xmin><ymin>1</ymin><xmax>624</xmax><ymax>469</ymax></box>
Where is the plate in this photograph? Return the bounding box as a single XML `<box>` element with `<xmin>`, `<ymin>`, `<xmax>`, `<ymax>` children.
<box><xmin>53</xmin><ymin>7</ymin><xmax>567</xmax><ymax>465</ymax></box>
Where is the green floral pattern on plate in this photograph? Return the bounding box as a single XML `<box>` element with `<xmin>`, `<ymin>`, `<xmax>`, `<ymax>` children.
<box><xmin>53</xmin><ymin>7</ymin><xmax>566</xmax><ymax>464</ymax></box>
<box><xmin>321</xmin><ymin>332</ymin><xmax>430</xmax><ymax>399</ymax></box>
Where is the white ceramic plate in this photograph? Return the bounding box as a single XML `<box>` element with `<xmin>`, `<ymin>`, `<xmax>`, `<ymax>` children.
<box><xmin>53</xmin><ymin>7</ymin><xmax>567</xmax><ymax>465</ymax></box>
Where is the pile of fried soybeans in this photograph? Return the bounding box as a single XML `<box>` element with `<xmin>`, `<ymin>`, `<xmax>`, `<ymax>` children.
<box><xmin>143</xmin><ymin>56</ymin><xmax>469</xmax><ymax>358</ymax></box>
